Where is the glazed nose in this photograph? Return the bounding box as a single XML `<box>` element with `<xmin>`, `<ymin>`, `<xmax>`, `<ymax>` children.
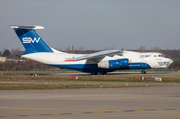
<box><xmin>169</xmin><ymin>59</ymin><xmax>173</xmax><ymax>64</ymax></box>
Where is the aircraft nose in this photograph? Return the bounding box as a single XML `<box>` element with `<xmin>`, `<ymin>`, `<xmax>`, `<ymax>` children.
<box><xmin>169</xmin><ymin>59</ymin><xmax>173</xmax><ymax>64</ymax></box>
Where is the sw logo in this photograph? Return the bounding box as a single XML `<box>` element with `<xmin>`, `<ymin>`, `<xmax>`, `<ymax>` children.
<box><xmin>22</xmin><ymin>37</ymin><xmax>40</xmax><ymax>43</ymax></box>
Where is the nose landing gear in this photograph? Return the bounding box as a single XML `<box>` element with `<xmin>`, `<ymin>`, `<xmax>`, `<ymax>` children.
<box><xmin>141</xmin><ymin>70</ymin><xmax>146</xmax><ymax>74</ymax></box>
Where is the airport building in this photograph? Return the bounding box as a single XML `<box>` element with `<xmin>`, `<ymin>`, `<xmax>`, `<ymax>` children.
<box><xmin>0</xmin><ymin>57</ymin><xmax>6</xmax><ymax>63</ymax></box>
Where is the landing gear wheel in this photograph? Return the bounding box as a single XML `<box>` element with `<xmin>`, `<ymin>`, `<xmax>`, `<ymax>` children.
<box><xmin>91</xmin><ymin>72</ymin><xmax>98</xmax><ymax>75</ymax></box>
<box><xmin>141</xmin><ymin>70</ymin><xmax>146</xmax><ymax>74</ymax></box>
<box><xmin>100</xmin><ymin>72</ymin><xmax>107</xmax><ymax>75</ymax></box>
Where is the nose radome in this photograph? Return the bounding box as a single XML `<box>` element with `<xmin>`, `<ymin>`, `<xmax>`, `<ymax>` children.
<box><xmin>169</xmin><ymin>59</ymin><xmax>173</xmax><ymax>64</ymax></box>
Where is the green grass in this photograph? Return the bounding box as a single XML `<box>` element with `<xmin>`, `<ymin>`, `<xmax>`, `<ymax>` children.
<box><xmin>0</xmin><ymin>73</ymin><xmax>179</xmax><ymax>90</ymax></box>
<box><xmin>0</xmin><ymin>83</ymin><xmax>148</xmax><ymax>90</ymax></box>
<box><xmin>0</xmin><ymin>74</ymin><xmax>180</xmax><ymax>83</ymax></box>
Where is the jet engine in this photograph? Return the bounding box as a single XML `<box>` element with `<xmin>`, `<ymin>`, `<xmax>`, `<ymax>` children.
<box><xmin>98</xmin><ymin>59</ymin><xmax>129</xmax><ymax>69</ymax></box>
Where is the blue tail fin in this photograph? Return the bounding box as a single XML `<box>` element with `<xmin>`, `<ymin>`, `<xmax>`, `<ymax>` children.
<box><xmin>9</xmin><ymin>25</ymin><xmax>53</xmax><ymax>55</ymax></box>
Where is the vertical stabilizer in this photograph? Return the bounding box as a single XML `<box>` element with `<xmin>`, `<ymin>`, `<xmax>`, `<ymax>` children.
<box><xmin>8</xmin><ymin>25</ymin><xmax>53</xmax><ymax>55</ymax></box>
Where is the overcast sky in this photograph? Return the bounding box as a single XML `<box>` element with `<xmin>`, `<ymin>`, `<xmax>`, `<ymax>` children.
<box><xmin>1</xmin><ymin>0</ymin><xmax>180</xmax><ymax>52</ymax></box>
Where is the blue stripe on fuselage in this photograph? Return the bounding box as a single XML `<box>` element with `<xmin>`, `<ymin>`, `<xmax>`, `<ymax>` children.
<box><xmin>129</xmin><ymin>63</ymin><xmax>151</xmax><ymax>69</ymax></box>
<box><xmin>50</xmin><ymin>62</ymin><xmax>151</xmax><ymax>73</ymax></box>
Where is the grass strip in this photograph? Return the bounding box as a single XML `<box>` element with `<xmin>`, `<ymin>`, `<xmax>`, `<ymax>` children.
<box><xmin>0</xmin><ymin>75</ymin><xmax>180</xmax><ymax>83</ymax></box>
<box><xmin>0</xmin><ymin>83</ymin><xmax>148</xmax><ymax>90</ymax></box>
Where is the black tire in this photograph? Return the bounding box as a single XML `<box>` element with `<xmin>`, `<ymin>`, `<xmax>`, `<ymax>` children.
<box><xmin>141</xmin><ymin>70</ymin><xmax>146</xmax><ymax>74</ymax></box>
<box><xmin>91</xmin><ymin>72</ymin><xmax>98</xmax><ymax>75</ymax></box>
<box><xmin>100</xmin><ymin>72</ymin><xmax>107</xmax><ymax>75</ymax></box>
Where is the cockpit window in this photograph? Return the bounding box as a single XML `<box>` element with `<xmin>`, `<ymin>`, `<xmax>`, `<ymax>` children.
<box><xmin>164</xmin><ymin>55</ymin><xmax>169</xmax><ymax>58</ymax></box>
<box><xmin>158</xmin><ymin>55</ymin><xmax>161</xmax><ymax>57</ymax></box>
<box><xmin>157</xmin><ymin>54</ymin><xmax>168</xmax><ymax>58</ymax></box>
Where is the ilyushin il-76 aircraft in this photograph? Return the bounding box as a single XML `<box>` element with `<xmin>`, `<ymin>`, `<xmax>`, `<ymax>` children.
<box><xmin>9</xmin><ymin>25</ymin><xmax>173</xmax><ymax>75</ymax></box>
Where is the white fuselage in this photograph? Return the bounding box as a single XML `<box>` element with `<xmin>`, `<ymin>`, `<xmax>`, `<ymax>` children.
<box><xmin>22</xmin><ymin>50</ymin><xmax>173</xmax><ymax>70</ymax></box>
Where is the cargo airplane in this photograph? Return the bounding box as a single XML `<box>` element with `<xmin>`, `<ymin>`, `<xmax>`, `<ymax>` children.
<box><xmin>9</xmin><ymin>25</ymin><xmax>173</xmax><ymax>75</ymax></box>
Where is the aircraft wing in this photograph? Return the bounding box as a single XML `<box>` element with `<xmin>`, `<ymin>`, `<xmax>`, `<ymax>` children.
<box><xmin>65</xmin><ymin>50</ymin><xmax>122</xmax><ymax>62</ymax></box>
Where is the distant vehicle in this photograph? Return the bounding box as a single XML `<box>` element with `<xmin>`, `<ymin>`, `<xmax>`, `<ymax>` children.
<box><xmin>9</xmin><ymin>25</ymin><xmax>173</xmax><ymax>75</ymax></box>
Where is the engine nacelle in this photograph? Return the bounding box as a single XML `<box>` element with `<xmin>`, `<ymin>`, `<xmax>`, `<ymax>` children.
<box><xmin>119</xmin><ymin>58</ymin><xmax>129</xmax><ymax>67</ymax></box>
<box><xmin>98</xmin><ymin>59</ymin><xmax>129</xmax><ymax>69</ymax></box>
<box><xmin>98</xmin><ymin>60</ymin><xmax>120</xmax><ymax>69</ymax></box>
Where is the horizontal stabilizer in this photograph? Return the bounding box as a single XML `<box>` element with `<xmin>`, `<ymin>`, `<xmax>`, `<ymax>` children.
<box><xmin>8</xmin><ymin>25</ymin><xmax>44</xmax><ymax>29</ymax></box>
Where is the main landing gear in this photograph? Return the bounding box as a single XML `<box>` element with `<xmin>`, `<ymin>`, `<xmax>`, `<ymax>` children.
<box><xmin>141</xmin><ymin>70</ymin><xmax>146</xmax><ymax>74</ymax></box>
<box><xmin>91</xmin><ymin>72</ymin><xmax>98</xmax><ymax>75</ymax></box>
<box><xmin>91</xmin><ymin>71</ymin><xmax>107</xmax><ymax>75</ymax></box>
<box><xmin>100</xmin><ymin>71</ymin><xmax>107</xmax><ymax>75</ymax></box>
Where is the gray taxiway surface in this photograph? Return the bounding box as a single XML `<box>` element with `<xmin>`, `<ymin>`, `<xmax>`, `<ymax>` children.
<box><xmin>40</xmin><ymin>71</ymin><xmax>180</xmax><ymax>76</ymax></box>
<box><xmin>0</xmin><ymin>83</ymin><xmax>180</xmax><ymax>119</ymax></box>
